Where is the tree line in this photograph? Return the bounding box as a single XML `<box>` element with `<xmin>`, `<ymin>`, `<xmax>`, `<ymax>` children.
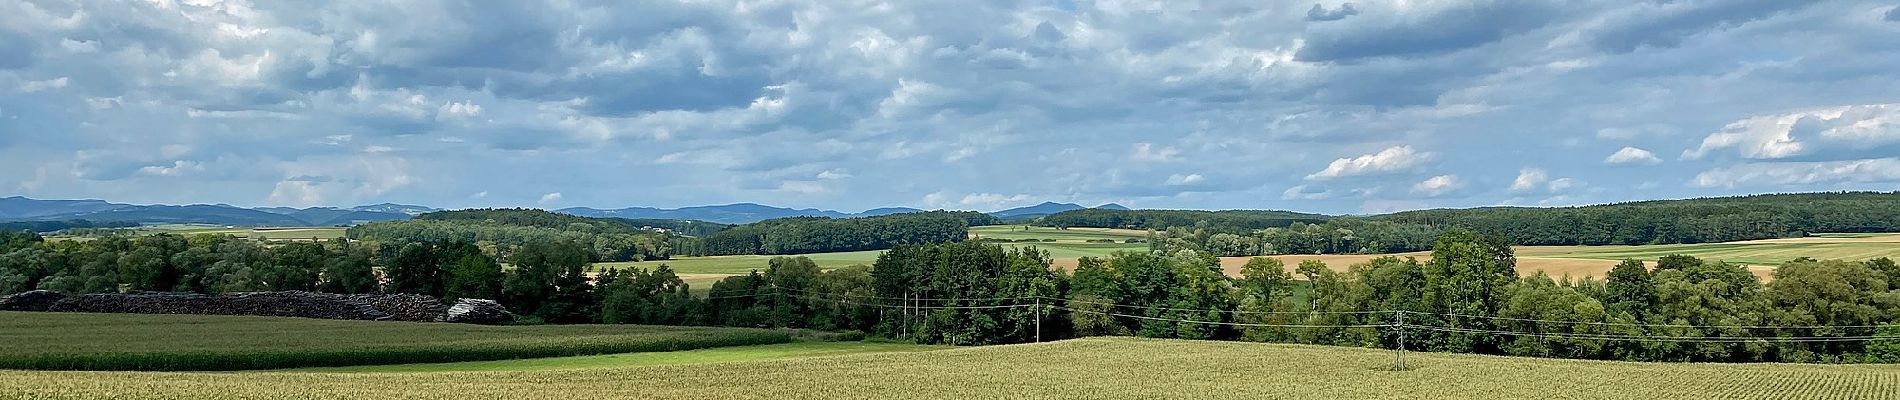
<box><xmin>1036</xmin><ymin>192</ymin><xmax>1900</xmax><ymax>256</ymax></box>
<box><xmin>688</xmin><ymin>211</ymin><xmax>997</xmax><ymax>256</ymax></box>
<box><xmin>1377</xmin><ymin>191</ymin><xmax>1900</xmax><ymax>245</ymax></box>
<box><xmin>6</xmin><ymin>228</ymin><xmax>1899</xmax><ymax>362</ymax></box>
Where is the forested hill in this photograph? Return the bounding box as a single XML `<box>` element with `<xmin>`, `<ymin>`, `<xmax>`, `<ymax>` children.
<box><xmin>1374</xmin><ymin>191</ymin><xmax>1900</xmax><ymax>245</ymax></box>
<box><xmin>413</xmin><ymin>208</ymin><xmax>729</xmax><ymax>236</ymax></box>
<box><xmin>1037</xmin><ymin>209</ymin><xmax>1331</xmax><ymax>230</ymax></box>
<box><xmin>690</xmin><ymin>211</ymin><xmax>999</xmax><ymax>256</ymax></box>
<box><xmin>350</xmin><ymin>209</ymin><xmax>677</xmax><ymax>262</ymax></box>
<box><xmin>354</xmin><ymin>208</ymin><xmax>1001</xmax><ymax>258</ymax></box>
<box><xmin>1029</xmin><ymin>191</ymin><xmax>1900</xmax><ymax>255</ymax></box>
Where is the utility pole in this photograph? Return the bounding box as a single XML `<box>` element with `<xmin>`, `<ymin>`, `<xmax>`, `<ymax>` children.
<box><xmin>1395</xmin><ymin>311</ymin><xmax>1408</xmax><ymax>371</ymax></box>
<box><xmin>1035</xmin><ymin>297</ymin><xmax>1043</xmax><ymax>343</ymax></box>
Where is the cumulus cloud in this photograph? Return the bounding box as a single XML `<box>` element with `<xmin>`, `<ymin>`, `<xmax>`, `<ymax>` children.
<box><xmin>1604</xmin><ymin>147</ymin><xmax>1662</xmax><ymax>165</ymax></box>
<box><xmin>1411</xmin><ymin>174</ymin><xmax>1463</xmax><ymax>197</ymax></box>
<box><xmin>1306</xmin><ymin>146</ymin><xmax>1434</xmax><ymax>180</ymax></box>
<box><xmin>1510</xmin><ymin>168</ymin><xmax>1549</xmax><ymax>192</ymax></box>
<box><xmin>1684</xmin><ymin>104</ymin><xmax>1900</xmax><ymax>160</ymax></box>
<box><xmin>1510</xmin><ymin>168</ymin><xmax>1580</xmax><ymax>194</ymax></box>
<box><xmin>539</xmin><ymin>192</ymin><xmax>564</xmax><ymax>205</ymax></box>
<box><xmin>2</xmin><ymin>0</ymin><xmax>1898</xmax><ymax>212</ymax></box>
<box><xmin>1691</xmin><ymin>158</ymin><xmax>1900</xmax><ymax>188</ymax></box>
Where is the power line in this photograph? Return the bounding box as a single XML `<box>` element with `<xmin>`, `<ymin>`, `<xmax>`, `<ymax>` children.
<box><xmin>1053</xmin><ymin>305</ymin><xmax>1392</xmax><ymax>329</ymax></box>
<box><xmin>1051</xmin><ymin>296</ymin><xmax>1390</xmax><ymax>315</ymax></box>
<box><xmin>1410</xmin><ymin>325</ymin><xmax>1900</xmax><ymax>343</ymax></box>
<box><xmin>1401</xmin><ymin>310</ymin><xmax>1892</xmax><ymax>330</ymax></box>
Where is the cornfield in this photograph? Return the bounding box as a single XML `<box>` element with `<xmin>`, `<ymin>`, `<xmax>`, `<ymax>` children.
<box><xmin>0</xmin><ymin>312</ymin><xmax>791</xmax><ymax>371</ymax></box>
<box><xmin>5</xmin><ymin>337</ymin><xmax>1899</xmax><ymax>399</ymax></box>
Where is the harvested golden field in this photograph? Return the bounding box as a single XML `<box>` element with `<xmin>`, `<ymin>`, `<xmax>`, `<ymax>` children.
<box><xmin>6</xmin><ymin>337</ymin><xmax>1899</xmax><ymax>399</ymax></box>
<box><xmin>1223</xmin><ymin>254</ymin><xmax>1777</xmax><ymax>281</ymax></box>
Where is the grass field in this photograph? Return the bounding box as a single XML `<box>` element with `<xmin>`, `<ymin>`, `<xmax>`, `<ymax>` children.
<box><xmin>0</xmin><ymin>312</ymin><xmax>790</xmax><ymax>371</ymax></box>
<box><xmin>6</xmin><ymin>337</ymin><xmax>1898</xmax><ymax>399</ymax></box>
<box><xmin>300</xmin><ymin>341</ymin><xmax>949</xmax><ymax>372</ymax></box>
<box><xmin>1516</xmin><ymin>234</ymin><xmax>1900</xmax><ymax>265</ymax></box>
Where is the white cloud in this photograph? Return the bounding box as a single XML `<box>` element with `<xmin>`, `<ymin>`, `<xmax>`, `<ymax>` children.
<box><xmin>439</xmin><ymin>101</ymin><xmax>483</xmax><ymax>117</ymax></box>
<box><xmin>1164</xmin><ymin>173</ymin><xmax>1205</xmax><ymax>185</ymax></box>
<box><xmin>135</xmin><ymin>160</ymin><xmax>204</xmax><ymax>177</ymax></box>
<box><xmin>1411</xmin><ymin>175</ymin><xmax>1463</xmax><ymax>197</ymax></box>
<box><xmin>1307</xmin><ymin>146</ymin><xmax>1435</xmax><ymax>180</ymax></box>
<box><xmin>19</xmin><ymin>77</ymin><xmax>68</xmax><ymax>93</ymax></box>
<box><xmin>1546</xmin><ymin>178</ymin><xmax>1578</xmax><ymax>193</ymax></box>
<box><xmin>1691</xmin><ymin>158</ymin><xmax>1900</xmax><ymax>188</ymax></box>
<box><xmin>816</xmin><ymin>169</ymin><xmax>853</xmax><ymax>180</ymax></box>
<box><xmin>471</xmin><ymin>191</ymin><xmax>488</xmax><ymax>199</ymax></box>
<box><xmin>539</xmin><ymin>192</ymin><xmax>564</xmax><ymax>204</ymax></box>
<box><xmin>1130</xmin><ymin>143</ymin><xmax>1180</xmax><ymax>162</ymax></box>
<box><xmin>1603</xmin><ymin>146</ymin><xmax>1662</xmax><ymax>165</ymax></box>
<box><xmin>1684</xmin><ymin>104</ymin><xmax>1900</xmax><ymax>160</ymax></box>
<box><xmin>1510</xmin><ymin>168</ymin><xmax>1548</xmax><ymax>192</ymax></box>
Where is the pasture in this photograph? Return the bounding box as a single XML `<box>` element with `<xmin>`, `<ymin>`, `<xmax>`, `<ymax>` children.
<box><xmin>0</xmin><ymin>312</ymin><xmax>790</xmax><ymax>371</ymax></box>
<box><xmin>5</xmin><ymin>337</ymin><xmax>1898</xmax><ymax>399</ymax></box>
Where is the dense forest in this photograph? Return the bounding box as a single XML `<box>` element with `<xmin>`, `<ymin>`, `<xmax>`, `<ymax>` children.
<box><xmin>8</xmin><ymin>229</ymin><xmax>1899</xmax><ymax>363</ymax></box>
<box><xmin>1041</xmin><ymin>192</ymin><xmax>1900</xmax><ymax>256</ymax></box>
<box><xmin>1377</xmin><ymin>192</ymin><xmax>1900</xmax><ymax>245</ymax></box>
<box><xmin>1039</xmin><ymin>209</ymin><xmax>1327</xmax><ymax>231</ymax></box>
<box><xmin>688</xmin><ymin>211</ymin><xmax>997</xmax><ymax>256</ymax></box>
<box><xmin>0</xmin><ymin>220</ymin><xmax>138</xmax><ymax>233</ymax></box>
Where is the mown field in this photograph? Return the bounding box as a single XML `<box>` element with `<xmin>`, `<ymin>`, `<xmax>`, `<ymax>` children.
<box><xmin>6</xmin><ymin>337</ymin><xmax>1898</xmax><ymax>399</ymax></box>
<box><xmin>0</xmin><ymin>312</ymin><xmax>790</xmax><ymax>371</ymax></box>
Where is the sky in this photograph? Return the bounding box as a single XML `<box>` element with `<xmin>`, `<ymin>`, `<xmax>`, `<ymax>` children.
<box><xmin>2</xmin><ymin>0</ymin><xmax>1899</xmax><ymax>215</ymax></box>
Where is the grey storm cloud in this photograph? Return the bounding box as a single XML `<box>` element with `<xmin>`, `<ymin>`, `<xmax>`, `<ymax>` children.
<box><xmin>1</xmin><ymin>0</ymin><xmax>1898</xmax><ymax>213</ymax></box>
<box><xmin>1306</xmin><ymin>3</ymin><xmax>1360</xmax><ymax>22</ymax></box>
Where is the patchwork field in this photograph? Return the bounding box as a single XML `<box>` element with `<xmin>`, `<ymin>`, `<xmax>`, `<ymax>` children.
<box><xmin>616</xmin><ymin>231</ymin><xmax>1897</xmax><ymax>290</ymax></box>
<box><xmin>0</xmin><ymin>312</ymin><xmax>790</xmax><ymax>371</ymax></box>
<box><xmin>46</xmin><ymin>224</ymin><xmax>350</xmax><ymax>242</ymax></box>
<box><xmin>6</xmin><ymin>337</ymin><xmax>1899</xmax><ymax>399</ymax></box>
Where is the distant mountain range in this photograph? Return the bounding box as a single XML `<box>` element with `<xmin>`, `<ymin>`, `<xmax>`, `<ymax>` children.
<box><xmin>0</xmin><ymin>196</ymin><xmax>431</xmax><ymax>227</ymax></box>
<box><xmin>558</xmin><ymin>203</ymin><xmax>928</xmax><ymax>225</ymax></box>
<box><xmin>1</xmin><ymin>196</ymin><xmax>1135</xmax><ymax>228</ymax></box>
<box><xmin>990</xmin><ymin>202</ymin><xmax>1129</xmax><ymax>219</ymax></box>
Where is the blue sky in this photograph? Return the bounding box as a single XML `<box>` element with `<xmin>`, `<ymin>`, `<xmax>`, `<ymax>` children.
<box><xmin>2</xmin><ymin>0</ymin><xmax>1898</xmax><ymax>214</ymax></box>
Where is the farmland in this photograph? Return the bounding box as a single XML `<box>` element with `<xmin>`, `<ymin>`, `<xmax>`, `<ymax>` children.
<box><xmin>0</xmin><ymin>312</ymin><xmax>790</xmax><ymax>371</ymax></box>
<box><xmin>47</xmin><ymin>224</ymin><xmax>348</xmax><ymax>242</ymax></box>
<box><xmin>5</xmin><ymin>337</ymin><xmax>1898</xmax><ymax>399</ymax></box>
<box><xmin>302</xmin><ymin>341</ymin><xmax>949</xmax><ymax>372</ymax></box>
<box><xmin>601</xmin><ymin>229</ymin><xmax>1900</xmax><ymax>290</ymax></box>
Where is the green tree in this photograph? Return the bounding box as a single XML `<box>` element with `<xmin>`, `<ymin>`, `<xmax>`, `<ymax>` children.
<box><xmin>386</xmin><ymin>242</ymin><xmax>446</xmax><ymax>296</ymax></box>
<box><xmin>321</xmin><ymin>240</ymin><xmax>380</xmax><ymax>294</ymax></box>
<box><xmin>442</xmin><ymin>242</ymin><xmax>504</xmax><ymax>301</ymax></box>
<box><xmin>1604</xmin><ymin>259</ymin><xmax>1656</xmax><ymax>318</ymax></box>
<box><xmin>1421</xmin><ymin>231</ymin><xmax>1517</xmax><ymax>353</ymax></box>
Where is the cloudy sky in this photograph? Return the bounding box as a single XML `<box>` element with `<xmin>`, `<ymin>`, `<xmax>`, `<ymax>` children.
<box><xmin>3</xmin><ymin>0</ymin><xmax>1899</xmax><ymax>214</ymax></box>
